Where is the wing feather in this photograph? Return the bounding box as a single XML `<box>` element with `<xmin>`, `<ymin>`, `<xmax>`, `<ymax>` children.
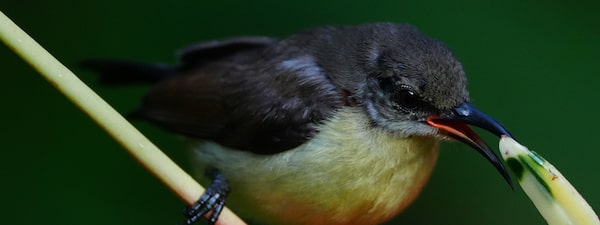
<box><xmin>137</xmin><ymin>39</ymin><xmax>343</xmax><ymax>154</ymax></box>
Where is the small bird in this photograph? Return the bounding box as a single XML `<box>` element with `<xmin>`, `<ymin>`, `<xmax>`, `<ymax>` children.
<box><xmin>83</xmin><ymin>22</ymin><xmax>513</xmax><ymax>225</ymax></box>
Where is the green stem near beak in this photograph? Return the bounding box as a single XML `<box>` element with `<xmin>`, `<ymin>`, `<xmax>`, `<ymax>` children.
<box><xmin>499</xmin><ymin>136</ymin><xmax>600</xmax><ymax>225</ymax></box>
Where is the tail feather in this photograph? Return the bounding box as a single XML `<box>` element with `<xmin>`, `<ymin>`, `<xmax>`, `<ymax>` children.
<box><xmin>81</xmin><ymin>59</ymin><xmax>174</xmax><ymax>85</ymax></box>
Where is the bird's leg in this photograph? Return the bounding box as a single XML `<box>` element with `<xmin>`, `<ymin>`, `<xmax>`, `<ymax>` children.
<box><xmin>183</xmin><ymin>171</ymin><xmax>230</xmax><ymax>225</ymax></box>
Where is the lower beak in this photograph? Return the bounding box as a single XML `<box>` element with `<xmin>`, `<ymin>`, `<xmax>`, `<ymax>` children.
<box><xmin>426</xmin><ymin>102</ymin><xmax>513</xmax><ymax>188</ymax></box>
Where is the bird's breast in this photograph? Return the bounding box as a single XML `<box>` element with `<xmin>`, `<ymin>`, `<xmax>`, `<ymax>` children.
<box><xmin>190</xmin><ymin>108</ymin><xmax>440</xmax><ymax>225</ymax></box>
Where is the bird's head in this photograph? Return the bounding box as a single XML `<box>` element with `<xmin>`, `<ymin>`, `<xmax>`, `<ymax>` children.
<box><xmin>358</xmin><ymin>23</ymin><xmax>513</xmax><ymax>186</ymax></box>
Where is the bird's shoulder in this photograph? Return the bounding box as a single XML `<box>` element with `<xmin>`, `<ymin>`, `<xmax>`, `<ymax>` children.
<box><xmin>139</xmin><ymin>36</ymin><xmax>347</xmax><ymax>154</ymax></box>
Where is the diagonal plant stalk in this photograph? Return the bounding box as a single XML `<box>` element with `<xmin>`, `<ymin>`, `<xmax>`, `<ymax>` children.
<box><xmin>499</xmin><ymin>137</ymin><xmax>600</xmax><ymax>225</ymax></box>
<box><xmin>0</xmin><ymin>10</ymin><xmax>245</xmax><ymax>225</ymax></box>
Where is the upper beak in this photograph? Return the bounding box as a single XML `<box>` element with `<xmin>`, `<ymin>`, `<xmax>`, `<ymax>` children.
<box><xmin>426</xmin><ymin>102</ymin><xmax>514</xmax><ymax>188</ymax></box>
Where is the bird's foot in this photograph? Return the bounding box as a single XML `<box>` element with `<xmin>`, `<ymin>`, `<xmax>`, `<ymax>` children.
<box><xmin>183</xmin><ymin>173</ymin><xmax>229</xmax><ymax>225</ymax></box>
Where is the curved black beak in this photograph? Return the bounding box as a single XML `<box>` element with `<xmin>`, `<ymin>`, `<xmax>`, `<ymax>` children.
<box><xmin>426</xmin><ymin>102</ymin><xmax>514</xmax><ymax>188</ymax></box>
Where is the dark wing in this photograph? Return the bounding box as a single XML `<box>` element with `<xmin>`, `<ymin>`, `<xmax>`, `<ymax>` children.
<box><xmin>136</xmin><ymin>38</ymin><xmax>344</xmax><ymax>154</ymax></box>
<box><xmin>82</xmin><ymin>36</ymin><xmax>275</xmax><ymax>85</ymax></box>
<box><xmin>177</xmin><ymin>36</ymin><xmax>277</xmax><ymax>67</ymax></box>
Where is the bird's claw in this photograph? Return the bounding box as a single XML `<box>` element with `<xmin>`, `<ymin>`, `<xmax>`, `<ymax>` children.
<box><xmin>184</xmin><ymin>174</ymin><xmax>229</xmax><ymax>225</ymax></box>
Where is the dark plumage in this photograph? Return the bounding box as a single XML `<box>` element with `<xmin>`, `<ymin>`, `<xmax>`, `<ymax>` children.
<box><xmin>84</xmin><ymin>23</ymin><xmax>468</xmax><ymax>154</ymax></box>
<box><xmin>83</xmin><ymin>23</ymin><xmax>513</xmax><ymax>225</ymax></box>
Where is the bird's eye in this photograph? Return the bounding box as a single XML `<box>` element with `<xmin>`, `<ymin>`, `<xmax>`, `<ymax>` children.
<box><xmin>395</xmin><ymin>86</ymin><xmax>420</xmax><ymax>109</ymax></box>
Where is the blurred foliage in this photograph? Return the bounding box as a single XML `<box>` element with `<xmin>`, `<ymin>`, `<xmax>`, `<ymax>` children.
<box><xmin>1</xmin><ymin>1</ymin><xmax>599</xmax><ymax>225</ymax></box>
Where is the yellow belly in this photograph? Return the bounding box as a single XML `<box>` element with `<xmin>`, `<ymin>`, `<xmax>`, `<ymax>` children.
<box><xmin>190</xmin><ymin>108</ymin><xmax>440</xmax><ymax>225</ymax></box>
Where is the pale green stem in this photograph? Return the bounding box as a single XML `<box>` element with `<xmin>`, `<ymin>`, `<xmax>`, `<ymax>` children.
<box><xmin>0</xmin><ymin>10</ymin><xmax>245</xmax><ymax>225</ymax></box>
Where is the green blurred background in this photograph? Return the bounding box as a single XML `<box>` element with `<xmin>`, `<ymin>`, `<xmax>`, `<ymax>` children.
<box><xmin>1</xmin><ymin>1</ymin><xmax>599</xmax><ymax>225</ymax></box>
